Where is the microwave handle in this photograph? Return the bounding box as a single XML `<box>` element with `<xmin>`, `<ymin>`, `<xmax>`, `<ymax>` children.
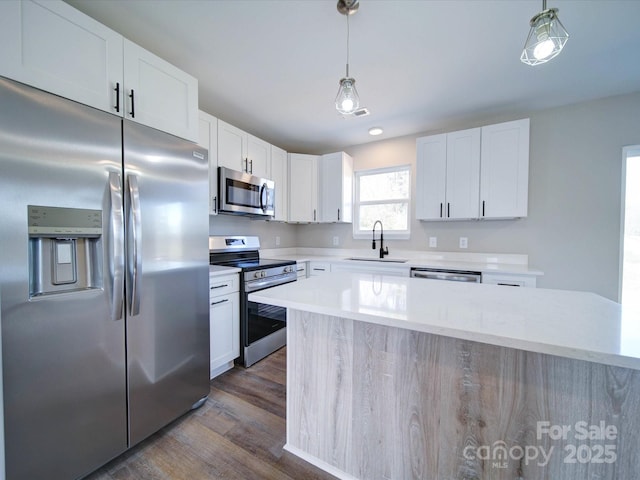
<box><xmin>260</xmin><ymin>183</ymin><xmax>267</xmax><ymax>213</ymax></box>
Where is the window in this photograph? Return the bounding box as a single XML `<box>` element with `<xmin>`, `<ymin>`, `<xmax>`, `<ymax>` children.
<box><xmin>353</xmin><ymin>165</ymin><xmax>411</xmax><ymax>239</ymax></box>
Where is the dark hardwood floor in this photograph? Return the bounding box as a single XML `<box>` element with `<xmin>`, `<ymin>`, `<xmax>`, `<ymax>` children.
<box><xmin>85</xmin><ymin>347</ymin><xmax>336</xmax><ymax>480</ymax></box>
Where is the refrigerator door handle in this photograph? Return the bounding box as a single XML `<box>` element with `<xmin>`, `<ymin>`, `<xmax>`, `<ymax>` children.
<box><xmin>109</xmin><ymin>172</ymin><xmax>125</xmax><ymax>321</ymax></box>
<box><xmin>127</xmin><ymin>174</ymin><xmax>142</xmax><ymax>316</ymax></box>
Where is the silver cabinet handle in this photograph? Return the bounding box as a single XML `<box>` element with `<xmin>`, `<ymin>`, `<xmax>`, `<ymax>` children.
<box><xmin>313</xmin><ymin>209</ymin><xmax>316</xmax><ymax>222</ymax></box>
<box><xmin>127</xmin><ymin>174</ymin><xmax>142</xmax><ymax>316</ymax></box>
<box><xmin>109</xmin><ymin>172</ymin><xmax>124</xmax><ymax>321</ymax></box>
<box><xmin>210</xmin><ymin>284</ymin><xmax>229</xmax><ymax>289</ymax></box>
<box><xmin>210</xmin><ymin>298</ymin><xmax>229</xmax><ymax>306</ymax></box>
<box><xmin>249</xmin><ymin>159</ymin><xmax>253</xmax><ymax>174</ymax></box>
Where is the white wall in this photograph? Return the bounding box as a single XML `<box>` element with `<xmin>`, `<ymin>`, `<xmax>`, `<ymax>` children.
<box><xmin>210</xmin><ymin>91</ymin><xmax>640</xmax><ymax>300</ymax></box>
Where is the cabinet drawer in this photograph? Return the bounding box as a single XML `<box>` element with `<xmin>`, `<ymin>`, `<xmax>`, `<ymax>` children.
<box><xmin>209</xmin><ymin>273</ymin><xmax>239</xmax><ymax>297</ymax></box>
<box><xmin>309</xmin><ymin>261</ymin><xmax>331</xmax><ymax>275</ymax></box>
<box><xmin>482</xmin><ymin>273</ymin><xmax>537</xmax><ymax>288</ymax></box>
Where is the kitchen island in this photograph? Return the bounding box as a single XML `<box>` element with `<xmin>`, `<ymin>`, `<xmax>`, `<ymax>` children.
<box><xmin>249</xmin><ymin>272</ymin><xmax>640</xmax><ymax>480</ymax></box>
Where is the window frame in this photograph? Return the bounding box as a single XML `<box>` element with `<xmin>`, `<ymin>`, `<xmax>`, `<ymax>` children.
<box><xmin>352</xmin><ymin>164</ymin><xmax>411</xmax><ymax>240</ymax></box>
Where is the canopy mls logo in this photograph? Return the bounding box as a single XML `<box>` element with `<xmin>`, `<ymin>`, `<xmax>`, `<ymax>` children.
<box><xmin>463</xmin><ymin>420</ymin><xmax>618</xmax><ymax>469</ymax></box>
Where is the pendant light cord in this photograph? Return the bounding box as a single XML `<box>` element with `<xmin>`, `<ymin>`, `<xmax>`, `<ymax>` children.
<box><xmin>345</xmin><ymin>13</ymin><xmax>350</xmax><ymax>78</ymax></box>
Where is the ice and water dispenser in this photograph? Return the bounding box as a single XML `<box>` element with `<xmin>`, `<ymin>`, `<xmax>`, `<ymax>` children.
<box><xmin>28</xmin><ymin>205</ymin><xmax>103</xmax><ymax>297</ymax></box>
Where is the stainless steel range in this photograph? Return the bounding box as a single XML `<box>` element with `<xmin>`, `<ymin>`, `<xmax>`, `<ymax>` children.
<box><xmin>209</xmin><ymin>236</ymin><xmax>296</xmax><ymax>367</ymax></box>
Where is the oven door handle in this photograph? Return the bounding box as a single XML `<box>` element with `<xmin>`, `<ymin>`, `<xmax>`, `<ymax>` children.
<box><xmin>245</xmin><ymin>274</ymin><xmax>296</xmax><ymax>293</ymax></box>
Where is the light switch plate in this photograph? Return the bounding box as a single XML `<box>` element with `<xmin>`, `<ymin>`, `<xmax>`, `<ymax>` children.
<box><xmin>459</xmin><ymin>237</ymin><xmax>468</xmax><ymax>249</ymax></box>
<box><xmin>333</xmin><ymin>236</ymin><xmax>339</xmax><ymax>246</ymax></box>
<box><xmin>429</xmin><ymin>237</ymin><xmax>437</xmax><ymax>248</ymax></box>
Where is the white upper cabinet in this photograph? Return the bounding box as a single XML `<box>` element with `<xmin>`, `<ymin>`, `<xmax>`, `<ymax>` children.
<box><xmin>289</xmin><ymin>153</ymin><xmax>319</xmax><ymax>223</ymax></box>
<box><xmin>198</xmin><ymin>110</ymin><xmax>219</xmax><ymax>215</ymax></box>
<box><xmin>416</xmin><ymin>128</ymin><xmax>480</xmax><ymax>220</ymax></box>
<box><xmin>247</xmin><ymin>135</ymin><xmax>271</xmax><ymax>179</ymax></box>
<box><xmin>319</xmin><ymin>152</ymin><xmax>353</xmax><ymax>223</ymax></box>
<box><xmin>416</xmin><ymin>134</ymin><xmax>447</xmax><ymax>220</ymax></box>
<box><xmin>416</xmin><ymin>120</ymin><xmax>529</xmax><ymax>221</ymax></box>
<box><xmin>480</xmin><ymin>118</ymin><xmax>530</xmax><ymax>218</ymax></box>
<box><xmin>217</xmin><ymin>120</ymin><xmax>247</xmax><ymax>171</ymax></box>
<box><xmin>270</xmin><ymin>145</ymin><xmax>289</xmax><ymax>222</ymax></box>
<box><xmin>217</xmin><ymin>120</ymin><xmax>271</xmax><ymax>178</ymax></box>
<box><xmin>0</xmin><ymin>1</ymin><xmax>199</xmax><ymax>142</ymax></box>
<box><xmin>123</xmin><ymin>39</ymin><xmax>198</xmax><ymax>142</ymax></box>
<box><xmin>445</xmin><ymin>128</ymin><xmax>481</xmax><ymax>219</ymax></box>
<box><xmin>0</xmin><ymin>0</ymin><xmax>123</xmax><ymax>115</ymax></box>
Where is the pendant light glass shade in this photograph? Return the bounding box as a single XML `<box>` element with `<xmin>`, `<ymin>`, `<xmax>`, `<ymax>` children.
<box><xmin>335</xmin><ymin>77</ymin><xmax>360</xmax><ymax>115</ymax></box>
<box><xmin>520</xmin><ymin>4</ymin><xmax>569</xmax><ymax>66</ymax></box>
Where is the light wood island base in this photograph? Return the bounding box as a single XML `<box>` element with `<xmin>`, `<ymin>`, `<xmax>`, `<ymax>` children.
<box><xmin>286</xmin><ymin>309</ymin><xmax>640</xmax><ymax>480</ymax></box>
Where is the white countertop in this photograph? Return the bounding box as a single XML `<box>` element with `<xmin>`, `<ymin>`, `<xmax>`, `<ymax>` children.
<box><xmin>249</xmin><ymin>272</ymin><xmax>640</xmax><ymax>371</ymax></box>
<box><xmin>209</xmin><ymin>265</ymin><xmax>240</xmax><ymax>276</ymax></box>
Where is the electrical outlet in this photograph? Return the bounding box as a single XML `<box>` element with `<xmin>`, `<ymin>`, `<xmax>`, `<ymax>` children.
<box><xmin>333</xmin><ymin>236</ymin><xmax>339</xmax><ymax>246</ymax></box>
<box><xmin>459</xmin><ymin>237</ymin><xmax>468</xmax><ymax>249</ymax></box>
<box><xmin>275</xmin><ymin>236</ymin><xmax>281</xmax><ymax>246</ymax></box>
<box><xmin>429</xmin><ymin>237</ymin><xmax>437</xmax><ymax>248</ymax></box>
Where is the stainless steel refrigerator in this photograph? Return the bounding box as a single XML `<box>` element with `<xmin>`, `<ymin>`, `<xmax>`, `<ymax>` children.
<box><xmin>0</xmin><ymin>77</ymin><xmax>210</xmax><ymax>480</ymax></box>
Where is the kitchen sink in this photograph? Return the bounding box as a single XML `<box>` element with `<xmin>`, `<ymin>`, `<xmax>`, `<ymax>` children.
<box><xmin>345</xmin><ymin>257</ymin><xmax>409</xmax><ymax>263</ymax></box>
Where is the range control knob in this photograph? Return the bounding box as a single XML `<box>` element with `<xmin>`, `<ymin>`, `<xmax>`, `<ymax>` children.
<box><xmin>261</xmin><ymin>271</ymin><xmax>266</xmax><ymax>278</ymax></box>
<box><xmin>254</xmin><ymin>271</ymin><xmax>261</xmax><ymax>279</ymax></box>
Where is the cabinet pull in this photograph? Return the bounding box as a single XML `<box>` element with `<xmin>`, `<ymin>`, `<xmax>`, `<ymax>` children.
<box><xmin>482</xmin><ymin>200</ymin><xmax>485</xmax><ymax>217</ymax></box>
<box><xmin>129</xmin><ymin>89</ymin><xmax>135</xmax><ymax>118</ymax></box>
<box><xmin>313</xmin><ymin>209</ymin><xmax>316</xmax><ymax>221</ymax></box>
<box><xmin>210</xmin><ymin>284</ymin><xmax>229</xmax><ymax>289</ymax></box>
<box><xmin>338</xmin><ymin>208</ymin><xmax>340</xmax><ymax>221</ymax></box>
<box><xmin>249</xmin><ymin>159</ymin><xmax>253</xmax><ymax>174</ymax></box>
<box><xmin>114</xmin><ymin>82</ymin><xmax>120</xmax><ymax>112</ymax></box>
<box><xmin>440</xmin><ymin>202</ymin><xmax>443</xmax><ymax>218</ymax></box>
<box><xmin>210</xmin><ymin>298</ymin><xmax>229</xmax><ymax>305</ymax></box>
<box><xmin>447</xmin><ymin>203</ymin><xmax>450</xmax><ymax>218</ymax></box>
<box><xmin>213</xmin><ymin>196</ymin><xmax>217</xmax><ymax>213</ymax></box>
<box><xmin>244</xmin><ymin>158</ymin><xmax>248</xmax><ymax>172</ymax></box>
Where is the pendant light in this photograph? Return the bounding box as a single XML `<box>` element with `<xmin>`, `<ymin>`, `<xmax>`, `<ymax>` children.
<box><xmin>335</xmin><ymin>0</ymin><xmax>361</xmax><ymax>115</ymax></box>
<box><xmin>520</xmin><ymin>0</ymin><xmax>569</xmax><ymax>65</ymax></box>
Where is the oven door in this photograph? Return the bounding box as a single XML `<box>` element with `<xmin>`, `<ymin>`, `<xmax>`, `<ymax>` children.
<box><xmin>246</xmin><ymin>301</ymin><xmax>286</xmax><ymax>344</ymax></box>
<box><xmin>218</xmin><ymin>166</ymin><xmax>274</xmax><ymax>217</ymax></box>
<box><xmin>241</xmin><ymin>273</ymin><xmax>295</xmax><ymax>367</ymax></box>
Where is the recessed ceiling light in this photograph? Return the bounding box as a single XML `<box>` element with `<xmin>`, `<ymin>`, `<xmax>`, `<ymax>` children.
<box><xmin>368</xmin><ymin>127</ymin><xmax>383</xmax><ymax>136</ymax></box>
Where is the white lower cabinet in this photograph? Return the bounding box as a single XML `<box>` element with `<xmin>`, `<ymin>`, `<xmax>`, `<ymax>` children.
<box><xmin>209</xmin><ymin>273</ymin><xmax>239</xmax><ymax>379</ymax></box>
<box><xmin>482</xmin><ymin>272</ymin><xmax>537</xmax><ymax>288</ymax></box>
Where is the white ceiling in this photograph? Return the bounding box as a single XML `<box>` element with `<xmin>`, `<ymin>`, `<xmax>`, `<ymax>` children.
<box><xmin>66</xmin><ymin>0</ymin><xmax>640</xmax><ymax>154</ymax></box>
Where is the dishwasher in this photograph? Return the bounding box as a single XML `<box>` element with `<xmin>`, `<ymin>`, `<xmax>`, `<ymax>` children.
<box><xmin>410</xmin><ymin>267</ymin><xmax>482</xmax><ymax>283</ymax></box>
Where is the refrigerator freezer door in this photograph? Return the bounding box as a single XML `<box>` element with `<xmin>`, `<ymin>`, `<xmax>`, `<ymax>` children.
<box><xmin>122</xmin><ymin>120</ymin><xmax>210</xmax><ymax>446</ymax></box>
<box><xmin>0</xmin><ymin>78</ymin><xmax>127</xmax><ymax>479</ymax></box>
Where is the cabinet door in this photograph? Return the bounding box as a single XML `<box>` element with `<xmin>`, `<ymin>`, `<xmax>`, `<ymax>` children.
<box><xmin>416</xmin><ymin>134</ymin><xmax>447</xmax><ymax>220</ymax></box>
<box><xmin>247</xmin><ymin>134</ymin><xmax>271</xmax><ymax>179</ymax></box>
<box><xmin>320</xmin><ymin>152</ymin><xmax>353</xmax><ymax>223</ymax></box>
<box><xmin>289</xmin><ymin>153</ymin><xmax>318</xmax><ymax>223</ymax></box>
<box><xmin>0</xmin><ymin>0</ymin><xmax>123</xmax><ymax>115</ymax></box>
<box><xmin>123</xmin><ymin>39</ymin><xmax>198</xmax><ymax>142</ymax></box>
<box><xmin>199</xmin><ymin>110</ymin><xmax>219</xmax><ymax>215</ymax></box>
<box><xmin>445</xmin><ymin>128</ymin><xmax>481</xmax><ymax>219</ymax></box>
<box><xmin>209</xmin><ymin>291</ymin><xmax>239</xmax><ymax>378</ymax></box>
<box><xmin>270</xmin><ymin>145</ymin><xmax>289</xmax><ymax>222</ymax></box>
<box><xmin>480</xmin><ymin>119</ymin><xmax>530</xmax><ymax>218</ymax></box>
<box><xmin>217</xmin><ymin>120</ymin><xmax>247</xmax><ymax>172</ymax></box>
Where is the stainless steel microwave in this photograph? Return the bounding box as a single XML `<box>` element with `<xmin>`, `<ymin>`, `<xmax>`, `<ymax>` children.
<box><xmin>218</xmin><ymin>167</ymin><xmax>275</xmax><ymax>217</ymax></box>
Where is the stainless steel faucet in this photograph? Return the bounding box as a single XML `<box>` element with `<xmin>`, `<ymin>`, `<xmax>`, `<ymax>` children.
<box><xmin>372</xmin><ymin>220</ymin><xmax>389</xmax><ymax>259</ymax></box>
